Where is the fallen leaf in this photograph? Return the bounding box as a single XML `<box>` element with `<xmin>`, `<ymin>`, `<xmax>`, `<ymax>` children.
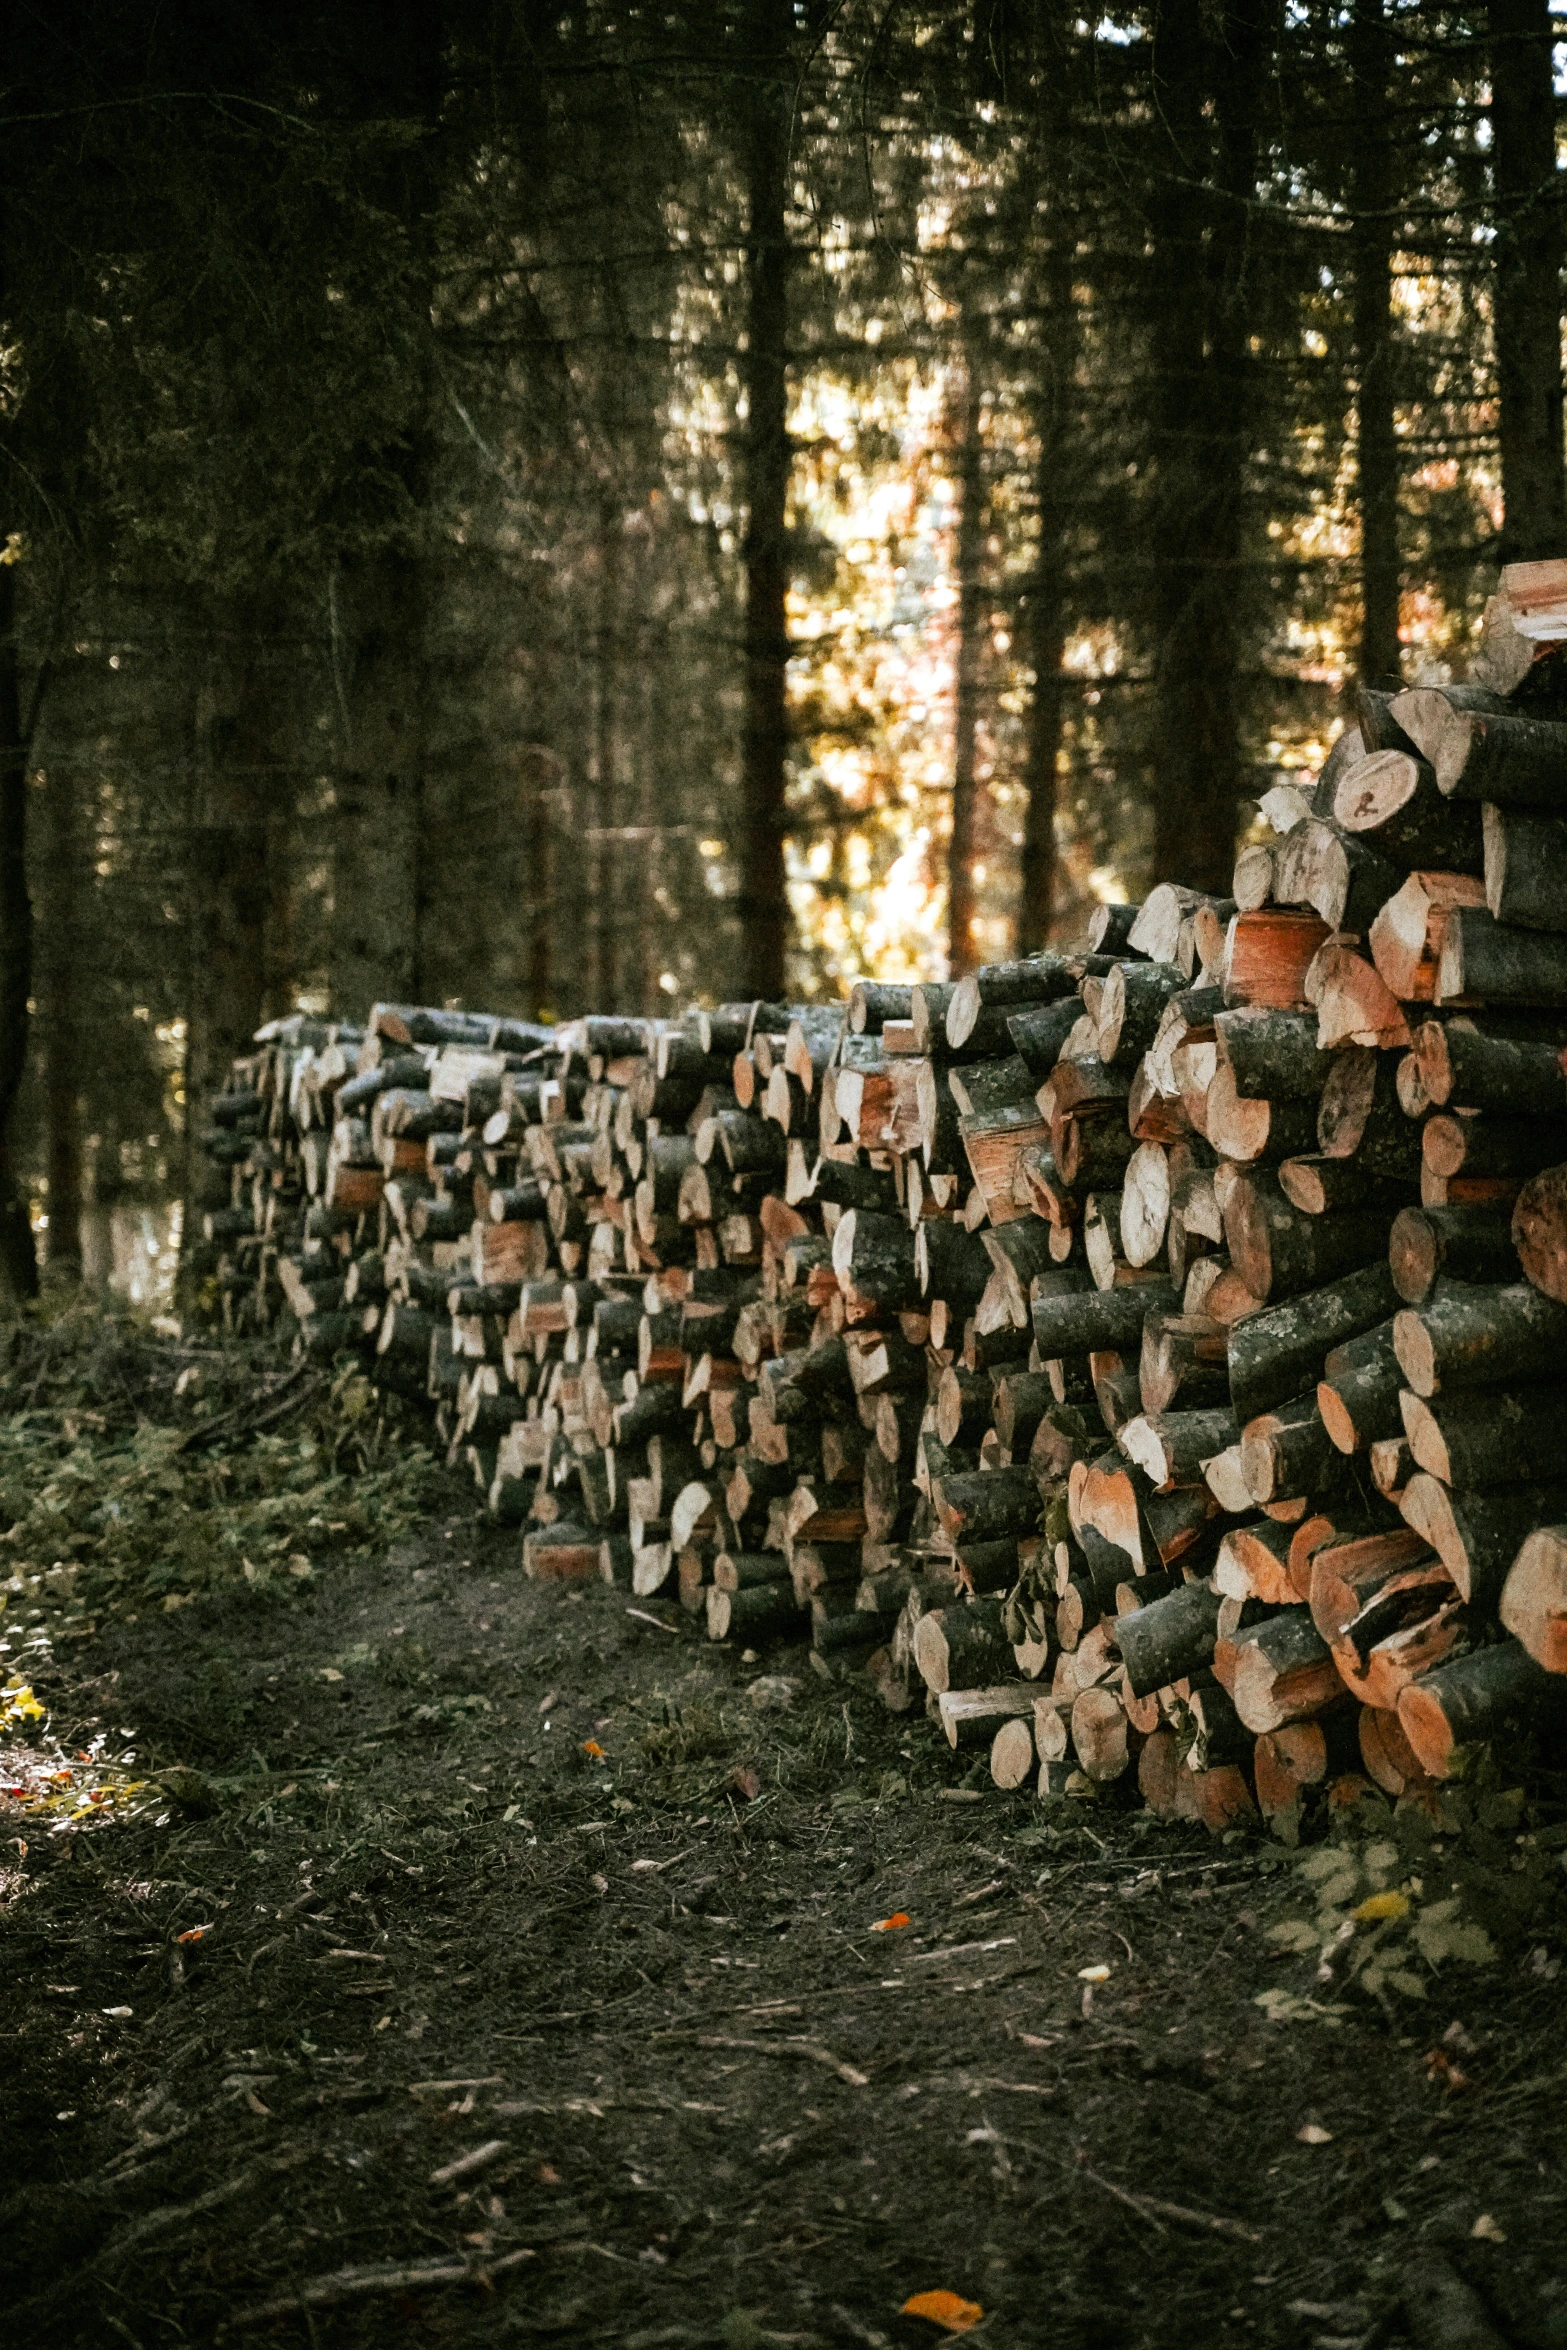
<box><xmin>320</xmin><ymin>1668</ymin><xmax>344</xmax><ymax>1683</ymax></box>
<box><xmin>175</xmin><ymin>1925</ymin><xmax>210</xmax><ymax>1945</ymax></box>
<box><xmin>581</xmin><ymin>1739</ymin><xmax>606</xmax><ymax>1759</ymax></box>
<box><xmin>1472</xmin><ymin>2214</ymin><xmax>1507</xmax><ymax>2243</ymax></box>
<box><xmin>729</xmin><ymin>1766</ymin><xmax>762</xmax><ymax>1800</ymax></box>
<box><xmin>903</xmin><ymin>2288</ymin><xmax>984</xmax><ymax>2333</ymax></box>
<box><xmin>1353</xmin><ymin>1889</ymin><xmax>1409</xmax><ymax>1923</ymax></box>
<box><xmin>872</xmin><ymin>1912</ymin><xmax>911</xmax><ymax>1933</ymax></box>
<box><xmin>102</xmin><ymin>2007</ymin><xmax>133</xmax><ymax>2020</ymax></box>
<box><xmin>1077</xmin><ymin>1964</ymin><xmax>1111</xmax><ymax>1984</ymax></box>
<box><xmin>1295</xmin><ymin>2123</ymin><xmax>1333</xmax><ymax>2145</ymax></box>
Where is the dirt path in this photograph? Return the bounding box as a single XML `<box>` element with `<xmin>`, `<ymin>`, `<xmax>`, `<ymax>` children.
<box><xmin>3</xmin><ymin>1493</ymin><xmax>1564</xmax><ymax>2349</ymax></box>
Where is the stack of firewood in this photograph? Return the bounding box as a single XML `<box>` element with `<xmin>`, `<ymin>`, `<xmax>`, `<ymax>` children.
<box><xmin>196</xmin><ymin>564</ymin><xmax>1567</xmax><ymax>1825</ymax></box>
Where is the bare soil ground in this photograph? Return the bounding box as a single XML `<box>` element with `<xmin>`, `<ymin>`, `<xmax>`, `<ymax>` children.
<box><xmin>3</xmin><ymin>1480</ymin><xmax>1566</xmax><ymax>2349</ymax></box>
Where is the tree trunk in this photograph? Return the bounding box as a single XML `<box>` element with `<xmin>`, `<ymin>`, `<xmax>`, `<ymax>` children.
<box><xmin>948</xmin><ymin>342</ymin><xmax>987</xmax><ymax>977</ymax></box>
<box><xmin>737</xmin><ymin>0</ymin><xmax>793</xmax><ymax>1002</ymax></box>
<box><xmin>1489</xmin><ymin>0</ymin><xmax>1567</xmax><ymax>561</ymax></box>
<box><xmin>1147</xmin><ymin>0</ymin><xmax>1254</xmax><ymax>895</ymax></box>
<box><xmin>0</xmin><ymin>558</ymin><xmax>38</xmax><ymax>1302</ymax></box>
<box><xmin>38</xmin><ymin>746</ymin><xmax>82</xmax><ymax>1281</ymax></box>
<box><xmin>331</xmin><ymin>556</ymin><xmax>424</xmax><ymax>1017</ymax></box>
<box><xmin>1017</xmin><ymin>187</ymin><xmax>1076</xmax><ymax>953</ymax></box>
<box><xmin>1351</xmin><ymin>0</ymin><xmax>1402</xmax><ymax>684</ymax></box>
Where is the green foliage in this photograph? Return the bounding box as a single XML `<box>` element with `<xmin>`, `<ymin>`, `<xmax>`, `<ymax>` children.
<box><xmin>0</xmin><ymin>1311</ymin><xmax>446</xmax><ymax>1625</ymax></box>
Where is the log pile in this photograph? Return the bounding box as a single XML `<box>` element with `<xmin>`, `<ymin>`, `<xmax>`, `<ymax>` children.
<box><xmin>195</xmin><ymin>571</ymin><xmax>1567</xmax><ymax>1826</ymax></box>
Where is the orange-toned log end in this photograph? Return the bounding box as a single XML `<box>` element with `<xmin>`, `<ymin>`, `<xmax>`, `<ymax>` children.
<box><xmin>1511</xmin><ymin>1161</ymin><xmax>1567</xmax><ymax>1307</ymax></box>
<box><xmin>1358</xmin><ymin>1703</ymin><xmax>1435</xmax><ymax>1799</ymax></box>
<box><xmin>1316</xmin><ymin>1379</ymin><xmax>1358</xmax><ymax>1454</ymax></box>
<box><xmin>1254</xmin><ymin>1720</ymin><xmax>1327</xmax><ymax>1816</ymax></box>
<box><xmin>1500</xmin><ymin>1526</ymin><xmax>1567</xmax><ymax>1674</ymax></box>
<box><xmin>1189</xmin><ymin>1763</ymin><xmax>1259</xmax><ymax>1833</ymax></box>
<box><xmin>1137</xmin><ymin>1725</ymin><xmax>1182</xmax><ymax>1814</ymax></box>
<box><xmin>1395</xmin><ymin>1680</ymin><xmax>1457</xmax><ymax>1778</ymax></box>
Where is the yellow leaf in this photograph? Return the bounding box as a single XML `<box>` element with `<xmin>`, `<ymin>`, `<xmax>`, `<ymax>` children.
<box><xmin>2</xmin><ymin>1683</ymin><xmax>45</xmax><ymax>1723</ymax></box>
<box><xmin>1353</xmin><ymin>1891</ymin><xmax>1410</xmax><ymax>1923</ymax></box>
<box><xmin>903</xmin><ymin>2290</ymin><xmax>984</xmax><ymax>2332</ymax></box>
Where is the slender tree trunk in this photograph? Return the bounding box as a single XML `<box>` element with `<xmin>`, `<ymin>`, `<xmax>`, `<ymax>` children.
<box><xmin>1017</xmin><ymin>225</ymin><xmax>1077</xmax><ymax>955</ymax></box>
<box><xmin>38</xmin><ymin>740</ymin><xmax>83</xmax><ymax>1283</ymax></box>
<box><xmin>0</xmin><ymin>558</ymin><xmax>38</xmax><ymax>1302</ymax></box>
<box><xmin>184</xmin><ymin>606</ymin><xmax>273</xmax><ymax>1200</ymax></box>
<box><xmin>1351</xmin><ymin>0</ymin><xmax>1402</xmax><ymax>684</ymax></box>
<box><xmin>1148</xmin><ymin>0</ymin><xmax>1253</xmax><ymax>896</ymax></box>
<box><xmin>1490</xmin><ymin>0</ymin><xmax>1567</xmax><ymax>561</ymax></box>
<box><xmin>737</xmin><ymin>0</ymin><xmax>792</xmax><ymax>1001</ymax></box>
<box><xmin>331</xmin><ymin>557</ymin><xmax>423</xmax><ymax>1018</ymax></box>
<box><xmin>948</xmin><ymin>349</ymin><xmax>987</xmax><ymax>977</ymax></box>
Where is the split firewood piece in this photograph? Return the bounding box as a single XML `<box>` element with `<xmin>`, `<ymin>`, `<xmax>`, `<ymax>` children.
<box><xmin>1413</xmin><ymin>1015</ymin><xmax>1567</xmax><ymax>1115</ymax></box>
<box><xmin>1368</xmin><ymin>871</ymin><xmax>1488</xmax><ymax>1004</ymax></box>
<box><xmin>1087</xmin><ymin>902</ymin><xmax>1142</xmax><ymax>954</ymax></box>
<box><xmin>1308</xmin><ymin>941</ymin><xmax>1410</xmax><ymax>1052</ymax></box>
<box><xmin>935</xmin><ymin>1682</ymin><xmax>1039</xmax><ymax>1750</ymax></box>
<box><xmin>1398</xmin><ymin>1470</ymin><xmax>1567</xmax><ymax>1607</ymax></box>
<box><xmin>1254</xmin><ymin>1708</ymin><xmax>1364</xmax><ymax>1815</ymax></box>
<box><xmin>1089</xmin><ymin>1350</ymin><xmax>1142</xmax><ymax>1436</ymax></box>
<box><xmin>1223</xmin><ymin>1169</ymin><xmax>1393</xmax><ymax>1306</ymax></box>
<box><xmin>1356</xmin><ymin>1702</ymin><xmax>1436</xmax><ymax>1797</ymax></box>
<box><xmin>1285</xmin><ymin>819</ymin><xmax>1403</xmax><ymax>935</ymax></box>
<box><xmin>946</xmin><ymin>957</ymin><xmax>1082</xmax><ymax>1051</ymax></box>
<box><xmin>1215</xmin><ymin>1517</ymin><xmax>1297</xmax><ymax>1605</ymax></box>
<box><xmin>1128</xmin><ymin>884</ymin><xmax>1212</xmax><ymax>966</ymax></box>
<box><xmin>1030</xmin><ymin>1279</ymin><xmax>1176</xmax><ymax>1360</ymax></box>
<box><xmin>1117</xmin><ymin>1143</ymin><xmax>1171</xmax><ymax>1267</ymax></box>
<box><xmin>1500</xmin><ymin>1530</ymin><xmax>1567</xmax><ymax>1672</ymax></box>
<box><xmin>1327</xmin><ymin>1572</ymin><xmax>1465</xmax><ymax>1711</ymax></box>
<box><xmin>1232</xmin><ymin>843</ymin><xmax>1274</xmax><ymax>911</ymax></box>
<box><xmin>1070</xmin><ymin>1684</ymin><xmax>1137</xmax><ymax>1780</ymax></box>
<box><xmin>1423</xmin><ymin>1108</ymin><xmax>1567</xmax><ymax>1185</ymax></box>
<box><xmin>1400</xmin><ymin>1385</ymin><xmax>1565</xmax><ymax>1488</ymax></box>
<box><xmin>706</xmin><ymin>1581</ymin><xmax>805</xmax><ymax>1642</ymax></box>
<box><xmin>1370</xmin><ymin>1435</ymin><xmax>1415</xmax><ymax>1501</ymax></box>
<box><xmin>1008</xmin><ymin>996</ymin><xmax>1087</xmax><ymax>1077</ymax></box>
<box><xmin>1222</xmin><ymin>910</ymin><xmax>1332</xmax><ymax>1010</ymax></box>
<box><xmin>1229</xmin><ymin>1613</ymin><xmax>1346</xmax><ymax>1733</ymax></box>
<box><xmin>1118</xmin><ymin>1405</ymin><xmax>1240</xmax><ymax>1491</ymax></box>
<box><xmin>1332</xmin><ymin>747</ymin><xmax>1484</xmax><ymax>872</ymax></box>
<box><xmin>1391</xmin><ymin>693</ymin><xmax>1567</xmax><ymax>806</ymax></box>
<box><xmin>1212</xmin><ymin>1005</ymin><xmax>1324</xmax><ymax>1102</ymax></box>
<box><xmin>1437</xmin><ymin>907</ymin><xmax>1567</xmax><ymax>1007</ymax></box>
<box><xmin>1510</xmin><ymin>1158</ymin><xmax>1567</xmax><ymax>1303</ymax></box>
<box><xmin>960</xmin><ymin>1101</ymin><xmax>1053</xmax><ymax>1225</ymax></box>
<box><xmin>1388</xmin><ymin>1201</ymin><xmax>1521</xmax><ymax>1303</ymax></box>
<box><xmin>1097</xmin><ymin>960</ymin><xmax>1187</xmax><ymax>1068</ymax></box>
<box><xmin>1316</xmin><ymin>1047</ymin><xmax>1423</xmax><ymax>1182</ymax></box>
<box><xmin>1139</xmin><ymin>1311</ymin><xmax>1228</xmax><ymax>1415</ymax></box>
<box><xmin>1483</xmin><ymin>803</ymin><xmax>1567</xmax><ymax>934</ymax></box>
<box><xmin>1397</xmin><ymin>1639</ymin><xmax>1567</xmax><ymax>1777</ymax></box>
<box><xmin>1393</xmin><ymin>1279</ymin><xmax>1567</xmax><ymax>1395</ymax></box>
<box><xmin>1114</xmin><ymin>1583</ymin><xmax>1222</xmax><ymax>1697</ymax></box>
<box><xmin>1276</xmin><ymin>1154</ymin><xmax>1384</xmax><ymax>1217</ymax></box>
<box><xmin>990</xmin><ymin>1713</ymin><xmax>1037</xmax><ymax>1788</ymax></box>
<box><xmin>1466</xmin><ymin>561</ymin><xmax>1567</xmax><ymax>693</ymax></box>
<box><xmin>1309</xmin><ymin>1314</ymin><xmax>1401</xmax><ymax>1451</ymax></box>
<box><xmin>1204</xmin><ymin>1442</ymin><xmax>1255</xmax><ymax>1514</ymax></box>
<box><xmin>523</xmin><ymin>1523</ymin><xmax>601</xmax><ymax>1583</ymax></box>
<box><xmin>912</xmin><ymin>1598</ymin><xmax>1010</xmax><ymax>1693</ymax></box>
<box><xmin>1240</xmin><ymin>1395</ymin><xmax>1341</xmax><ymax>1502</ymax></box>
<box><xmin>1203</xmin><ymin>1066</ymin><xmax>1321</xmax><ymax>1165</ymax></box>
<box><xmin>832</xmin><ymin>1210</ymin><xmax>920</xmax><ymax>1320</ymax></box>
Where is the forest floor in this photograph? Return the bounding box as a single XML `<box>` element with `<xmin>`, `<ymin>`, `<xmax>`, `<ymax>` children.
<box><xmin>1</xmin><ymin>1319</ymin><xmax>1565</xmax><ymax>2350</ymax></box>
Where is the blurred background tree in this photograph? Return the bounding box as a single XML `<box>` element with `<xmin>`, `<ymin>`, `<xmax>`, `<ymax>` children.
<box><xmin>0</xmin><ymin>0</ymin><xmax>1553</xmax><ymax>1297</ymax></box>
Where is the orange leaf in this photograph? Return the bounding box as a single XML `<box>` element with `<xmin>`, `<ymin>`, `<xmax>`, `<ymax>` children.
<box><xmin>903</xmin><ymin>2289</ymin><xmax>983</xmax><ymax>2332</ymax></box>
<box><xmin>872</xmin><ymin>1911</ymin><xmax>911</xmax><ymax>1932</ymax></box>
<box><xmin>175</xmin><ymin>1925</ymin><xmax>209</xmax><ymax>1945</ymax></box>
<box><xmin>581</xmin><ymin>1740</ymin><xmax>606</xmax><ymax>1759</ymax></box>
